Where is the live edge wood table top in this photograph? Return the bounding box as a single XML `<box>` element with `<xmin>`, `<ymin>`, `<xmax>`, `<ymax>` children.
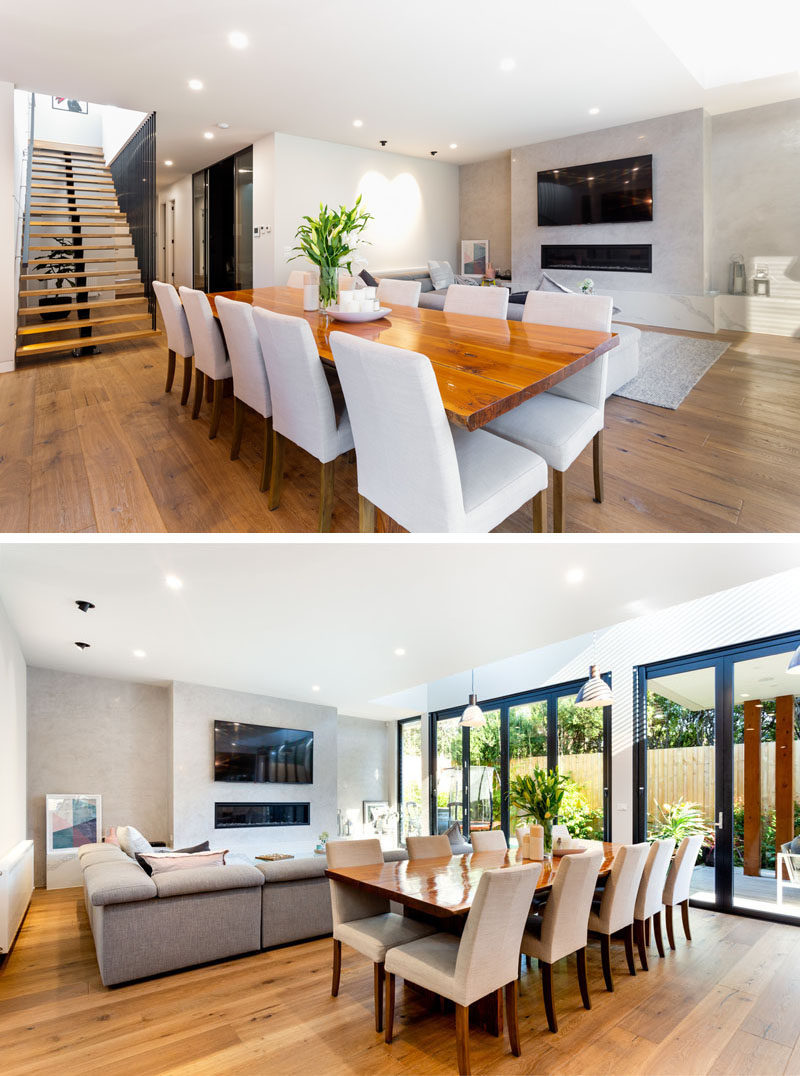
<box><xmin>325</xmin><ymin>843</ymin><xmax>619</xmax><ymax>919</ymax></box>
<box><xmin>207</xmin><ymin>286</ymin><xmax>618</xmax><ymax>431</ymax></box>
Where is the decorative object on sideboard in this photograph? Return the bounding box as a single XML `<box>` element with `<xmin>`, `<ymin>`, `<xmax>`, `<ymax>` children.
<box><xmin>461</xmin><ymin>238</ymin><xmax>489</xmax><ymax>276</ymax></box>
<box><xmin>290</xmin><ymin>196</ymin><xmax>373</xmax><ymax>313</ymax></box>
<box><xmin>728</xmin><ymin>253</ymin><xmax>746</xmax><ymax>295</ymax></box>
<box><xmin>751</xmin><ymin>264</ymin><xmax>771</xmax><ymax>297</ymax></box>
<box><xmin>314</xmin><ymin>831</ymin><xmax>329</xmax><ymax>854</ymax></box>
<box><xmin>580</xmin><ymin>278</ymin><xmax>595</xmax><ymax>294</ymax></box>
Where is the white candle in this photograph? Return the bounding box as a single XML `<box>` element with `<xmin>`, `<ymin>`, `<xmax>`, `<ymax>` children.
<box><xmin>303</xmin><ymin>284</ymin><xmax>318</xmax><ymax>311</ymax></box>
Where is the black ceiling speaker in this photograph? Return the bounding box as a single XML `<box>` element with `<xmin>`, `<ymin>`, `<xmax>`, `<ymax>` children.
<box><xmin>379</xmin><ymin>140</ymin><xmax>387</xmax><ymax>147</ymax></box>
<box><xmin>430</xmin><ymin>150</ymin><xmax>438</xmax><ymax>157</ymax></box>
<box><xmin>75</xmin><ymin>600</ymin><xmax>95</xmax><ymax>613</ymax></box>
<box><xmin>74</xmin><ymin>641</ymin><xmax>91</xmax><ymax>650</ymax></box>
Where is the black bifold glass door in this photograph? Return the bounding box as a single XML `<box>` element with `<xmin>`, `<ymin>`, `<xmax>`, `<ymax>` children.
<box><xmin>192</xmin><ymin>146</ymin><xmax>252</xmax><ymax>292</ymax></box>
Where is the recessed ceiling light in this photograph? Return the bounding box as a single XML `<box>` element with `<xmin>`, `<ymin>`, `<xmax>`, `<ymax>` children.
<box><xmin>164</xmin><ymin>160</ymin><xmax>173</xmax><ymax>167</ymax></box>
<box><xmin>741</xmin><ymin>693</ymin><xmax>750</xmax><ymax>698</ymax></box>
<box><xmin>133</xmin><ymin>649</ymin><xmax>146</xmax><ymax>659</ymax></box>
<box><xmin>217</xmin><ymin>122</ymin><xmax>230</xmax><ymax>129</ymax></box>
<box><xmin>228</xmin><ymin>31</ymin><xmax>249</xmax><ymax>49</ymax></box>
<box><xmin>188</xmin><ymin>79</ymin><xmax>203</xmax><ymax>91</ymax></box>
<box><xmin>565</xmin><ymin>568</ymin><xmax>585</xmax><ymax>585</ymax></box>
<box><xmin>353</xmin><ymin>119</ymin><xmax>364</xmax><ymax>127</ymax></box>
<box><xmin>449</xmin><ymin>143</ymin><xmax>458</xmax><ymax>149</ymax></box>
<box><xmin>589</xmin><ymin>107</ymin><xmax>600</xmax><ymax>115</ymax></box>
<box><xmin>165</xmin><ymin>574</ymin><xmax>183</xmax><ymax>590</ymax></box>
<box><xmin>203</xmin><ymin>131</ymin><xmax>214</xmax><ymax>140</ymax></box>
<box><xmin>312</xmin><ymin>685</ymin><xmax>320</xmax><ymax>692</ymax></box>
<box><xmin>394</xmin><ymin>648</ymin><xmax>406</xmax><ymax>657</ymax></box>
<box><xmin>499</xmin><ymin>58</ymin><xmax>515</xmax><ymax>72</ymax></box>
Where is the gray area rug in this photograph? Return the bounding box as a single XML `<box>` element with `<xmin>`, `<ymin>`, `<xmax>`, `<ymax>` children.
<box><xmin>613</xmin><ymin>331</ymin><xmax>730</xmax><ymax>410</ymax></box>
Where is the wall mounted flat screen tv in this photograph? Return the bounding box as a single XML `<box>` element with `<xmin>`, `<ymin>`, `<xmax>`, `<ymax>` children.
<box><xmin>537</xmin><ymin>155</ymin><xmax>653</xmax><ymax>226</ymax></box>
<box><xmin>214</xmin><ymin>720</ymin><xmax>313</xmax><ymax>784</ymax></box>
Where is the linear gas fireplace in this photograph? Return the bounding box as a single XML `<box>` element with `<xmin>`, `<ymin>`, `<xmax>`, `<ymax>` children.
<box><xmin>541</xmin><ymin>244</ymin><xmax>652</xmax><ymax>274</ymax></box>
<box><xmin>215</xmin><ymin>802</ymin><xmax>310</xmax><ymax>828</ymax></box>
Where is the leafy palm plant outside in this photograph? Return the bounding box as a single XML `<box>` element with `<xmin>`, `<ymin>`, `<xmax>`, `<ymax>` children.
<box><xmin>508</xmin><ymin>767</ymin><xmax>570</xmax><ymax>851</ymax></box>
<box><xmin>290</xmin><ymin>196</ymin><xmax>373</xmax><ymax>310</ymax></box>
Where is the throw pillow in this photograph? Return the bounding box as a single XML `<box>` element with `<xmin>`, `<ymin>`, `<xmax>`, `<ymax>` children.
<box><xmin>358</xmin><ymin>268</ymin><xmax>379</xmax><ymax>289</ymax></box>
<box><xmin>453</xmin><ymin>274</ymin><xmax>480</xmax><ymax>286</ymax></box>
<box><xmin>138</xmin><ymin>849</ymin><xmax>228</xmax><ymax>876</ymax></box>
<box><xmin>536</xmin><ymin>271</ymin><xmax>573</xmax><ymax>294</ymax></box>
<box><xmin>117</xmin><ymin>825</ymin><xmax>154</xmax><ymax>859</ymax></box>
<box><xmin>444</xmin><ymin>821</ymin><xmax>464</xmax><ymax>850</ymax></box>
<box><xmin>790</xmin><ymin>835</ymin><xmax>800</xmax><ymax>855</ymax></box>
<box><xmin>174</xmin><ymin>840</ymin><xmax>211</xmax><ymax>855</ymax></box>
<box><xmin>428</xmin><ymin>260</ymin><xmax>455</xmax><ymax>291</ymax></box>
<box><xmin>135</xmin><ymin>844</ymin><xmax>211</xmax><ymax>874</ymax></box>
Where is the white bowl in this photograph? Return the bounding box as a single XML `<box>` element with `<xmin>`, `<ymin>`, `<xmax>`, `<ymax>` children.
<box><xmin>326</xmin><ymin>306</ymin><xmax>392</xmax><ymax>323</ymax></box>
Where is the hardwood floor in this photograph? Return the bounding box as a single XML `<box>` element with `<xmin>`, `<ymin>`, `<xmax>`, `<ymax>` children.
<box><xmin>1</xmin><ymin>324</ymin><xmax>798</xmax><ymax>532</ymax></box>
<box><xmin>3</xmin><ymin>888</ymin><xmax>800</xmax><ymax>1075</ymax></box>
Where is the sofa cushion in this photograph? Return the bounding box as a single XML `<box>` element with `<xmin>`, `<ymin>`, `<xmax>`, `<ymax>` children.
<box><xmin>359</xmin><ymin>268</ymin><xmax>379</xmax><ymax>289</ymax></box>
<box><xmin>85</xmin><ymin>860</ymin><xmax>157</xmax><ymax>906</ymax></box>
<box><xmin>790</xmin><ymin>835</ymin><xmax>800</xmax><ymax>855</ymax></box>
<box><xmin>77</xmin><ymin>842</ymin><xmax>107</xmax><ymax>858</ymax></box>
<box><xmin>140</xmin><ymin>849</ymin><xmax>228</xmax><ymax>876</ymax></box>
<box><xmin>256</xmin><ymin>856</ymin><xmax>329</xmax><ymax>883</ymax></box>
<box><xmin>444</xmin><ymin>822</ymin><xmax>465</xmax><ymax>849</ymax></box>
<box><xmin>117</xmin><ymin>825</ymin><xmax>154</xmax><ymax>858</ymax></box>
<box><xmin>428</xmin><ymin>260</ymin><xmax>455</xmax><ymax>291</ymax></box>
<box><xmin>537</xmin><ymin>272</ymin><xmax>573</xmax><ymax>294</ymax></box>
<box><xmin>153</xmin><ymin>863</ymin><xmax>265</xmax><ymax>898</ymax></box>
<box><xmin>81</xmin><ymin>847</ymin><xmax>129</xmax><ymax>868</ymax></box>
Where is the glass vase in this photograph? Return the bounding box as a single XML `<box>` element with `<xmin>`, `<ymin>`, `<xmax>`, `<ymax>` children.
<box><xmin>318</xmin><ymin>265</ymin><xmax>339</xmax><ymax>313</ymax></box>
<box><xmin>542</xmin><ymin>817</ymin><xmax>553</xmax><ymax>855</ymax></box>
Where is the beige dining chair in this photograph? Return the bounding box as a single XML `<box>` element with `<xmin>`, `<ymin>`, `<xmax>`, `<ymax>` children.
<box><xmin>587</xmin><ymin>842</ymin><xmax>649</xmax><ymax>992</ymax></box>
<box><xmin>662</xmin><ymin>834</ymin><xmax>704</xmax><ymax>948</ymax></box>
<box><xmin>385</xmin><ymin>863</ymin><xmax>541</xmax><ymax>1075</ymax></box>
<box><xmin>178</xmin><ymin>286</ymin><xmax>233</xmax><ymax>439</ymax></box>
<box><xmin>470</xmin><ymin>830</ymin><xmax>508</xmax><ymax>852</ymax></box>
<box><xmin>634</xmin><ymin>838</ymin><xmax>675</xmax><ymax>969</ymax></box>
<box><xmin>376</xmin><ymin>278</ymin><xmax>422</xmax><ymax>307</ymax></box>
<box><xmin>521</xmin><ymin>849</ymin><xmax>603</xmax><ymax>1032</ymax></box>
<box><xmin>153</xmin><ymin>280</ymin><xmax>193</xmax><ymax>404</ymax></box>
<box><xmin>444</xmin><ymin>283</ymin><xmax>509</xmax><ymax>319</ymax></box>
<box><xmin>287</xmin><ymin>270</ymin><xmax>312</xmax><ymax>288</ymax></box>
<box><xmin>406</xmin><ymin>834</ymin><xmax>451</xmax><ymax>860</ymax></box>
<box><xmin>326</xmin><ymin>838</ymin><xmax>435</xmax><ymax>1033</ymax></box>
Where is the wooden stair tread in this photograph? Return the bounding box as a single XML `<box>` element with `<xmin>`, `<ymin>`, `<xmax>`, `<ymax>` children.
<box><xmin>21</xmin><ymin>269</ymin><xmax>140</xmax><ymax>280</ymax></box>
<box><xmin>18</xmin><ymin>313</ymin><xmax>149</xmax><ymax>335</ymax></box>
<box><xmin>28</xmin><ymin>244</ymin><xmax>133</xmax><ymax>251</ymax></box>
<box><xmin>18</xmin><ymin>297</ymin><xmax>148</xmax><ymax>315</ymax></box>
<box><xmin>31</xmin><ymin>185</ymin><xmax>116</xmax><ymax>192</ymax></box>
<box><xmin>30</xmin><ymin>230</ymin><xmax>131</xmax><ymax>236</ymax></box>
<box><xmin>22</xmin><ymin>282</ymin><xmax>144</xmax><ymax>297</ymax></box>
<box><xmin>30</xmin><ymin>207</ymin><xmax>124</xmax><ymax>214</ymax></box>
<box><xmin>32</xmin><ymin>193</ymin><xmax>118</xmax><ymax>200</ymax></box>
<box><xmin>16</xmin><ymin>328</ymin><xmax>160</xmax><ymax>357</ymax></box>
<box><xmin>31</xmin><ymin>172</ymin><xmax>112</xmax><ymax>180</ymax></box>
<box><xmin>26</xmin><ymin>255</ymin><xmax>137</xmax><ymax>263</ymax></box>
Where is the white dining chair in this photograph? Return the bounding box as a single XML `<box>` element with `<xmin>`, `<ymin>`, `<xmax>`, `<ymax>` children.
<box><xmin>178</xmin><ymin>287</ymin><xmax>233</xmax><ymax>439</ymax></box>
<box><xmin>552</xmin><ymin>824</ymin><xmax>571</xmax><ymax>846</ymax></box>
<box><xmin>521</xmin><ymin>848</ymin><xmax>603</xmax><ymax>1032</ymax></box>
<box><xmin>485</xmin><ymin>291</ymin><xmax>614</xmax><ymax>532</ymax></box>
<box><xmin>287</xmin><ymin>270</ymin><xmax>311</xmax><ymax>288</ymax></box>
<box><xmin>385</xmin><ymin>863</ymin><xmax>541</xmax><ymax>1074</ymax></box>
<box><xmin>633</xmin><ymin>838</ymin><xmax>675</xmax><ymax>969</ymax></box>
<box><xmin>376</xmin><ymin>278</ymin><xmax>422</xmax><ymax>308</ymax></box>
<box><xmin>406</xmin><ymin>834</ymin><xmax>452</xmax><ymax>860</ymax></box>
<box><xmin>252</xmin><ymin>307</ymin><xmax>354</xmax><ymax>531</ymax></box>
<box><xmin>153</xmin><ymin>280</ymin><xmax>193</xmax><ymax>404</ymax></box>
<box><xmin>329</xmin><ymin>332</ymin><xmax>548</xmax><ymax>533</ymax></box>
<box><xmin>587</xmin><ymin>842</ymin><xmax>649</xmax><ymax>992</ymax></box>
<box><xmin>470</xmin><ymin>830</ymin><xmax>508</xmax><ymax>852</ymax></box>
<box><xmin>326</xmin><ymin>838</ymin><xmax>435</xmax><ymax>1033</ymax></box>
<box><xmin>444</xmin><ymin>283</ymin><xmax>509</xmax><ymax>319</ymax></box>
<box><xmin>662</xmin><ymin>834</ymin><xmax>704</xmax><ymax>948</ymax></box>
<box><xmin>215</xmin><ymin>296</ymin><xmax>273</xmax><ymax>492</ymax></box>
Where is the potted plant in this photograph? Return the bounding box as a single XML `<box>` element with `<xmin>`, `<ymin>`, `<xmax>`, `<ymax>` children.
<box><xmin>507</xmin><ymin>767</ymin><xmax>570</xmax><ymax>854</ymax></box>
<box><xmin>290</xmin><ymin>196</ymin><xmax>372</xmax><ymax>312</ymax></box>
<box><xmin>315</xmin><ymin>830</ymin><xmax>330</xmax><ymax>854</ymax></box>
<box><xmin>35</xmin><ymin>238</ymin><xmax>76</xmax><ymax>321</ymax></box>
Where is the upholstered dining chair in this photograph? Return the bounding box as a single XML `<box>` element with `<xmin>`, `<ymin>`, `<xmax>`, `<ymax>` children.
<box><xmin>406</xmin><ymin>834</ymin><xmax>452</xmax><ymax>860</ymax></box>
<box><xmin>470</xmin><ymin>830</ymin><xmax>508</xmax><ymax>852</ymax></box>
<box><xmin>153</xmin><ymin>280</ymin><xmax>193</xmax><ymax>404</ymax></box>
<box><xmin>326</xmin><ymin>838</ymin><xmax>435</xmax><ymax>1033</ymax></box>
<box><xmin>633</xmin><ymin>838</ymin><xmax>675</xmax><ymax>969</ymax></box>
<box><xmin>443</xmin><ymin>283</ymin><xmax>509</xmax><ymax>319</ymax></box>
<box><xmin>329</xmin><ymin>332</ymin><xmax>548</xmax><ymax>533</ymax></box>
<box><xmin>385</xmin><ymin>863</ymin><xmax>541</xmax><ymax>1075</ymax></box>
<box><xmin>215</xmin><ymin>297</ymin><xmax>273</xmax><ymax>492</ymax></box>
<box><xmin>178</xmin><ymin>286</ymin><xmax>233</xmax><ymax>439</ymax></box>
<box><xmin>287</xmin><ymin>270</ymin><xmax>312</xmax><ymax>288</ymax></box>
<box><xmin>376</xmin><ymin>278</ymin><xmax>422</xmax><ymax>307</ymax></box>
<box><xmin>521</xmin><ymin>848</ymin><xmax>604</xmax><ymax>1032</ymax></box>
<box><xmin>587</xmin><ymin>842</ymin><xmax>649</xmax><ymax>992</ymax></box>
<box><xmin>552</xmin><ymin>824</ymin><xmax>571</xmax><ymax>845</ymax></box>
<box><xmin>662</xmin><ymin>834</ymin><xmax>704</xmax><ymax>948</ymax></box>
<box><xmin>253</xmin><ymin>308</ymin><xmax>355</xmax><ymax>531</ymax></box>
<box><xmin>485</xmin><ymin>291</ymin><xmax>614</xmax><ymax>532</ymax></box>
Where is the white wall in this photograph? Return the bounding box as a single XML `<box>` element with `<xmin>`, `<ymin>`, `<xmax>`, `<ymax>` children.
<box><xmin>32</xmin><ymin>93</ymin><xmax>102</xmax><ymax>147</ymax></box>
<box><xmin>101</xmin><ymin>105</ymin><xmax>148</xmax><ymax>165</ymax></box>
<box><xmin>337</xmin><ymin>715</ymin><xmax>391</xmax><ymax>838</ymax></box>
<box><xmin>252</xmin><ymin>132</ymin><xmax>275</xmax><ymax>287</ymax></box>
<box><xmin>157</xmin><ymin>174</ymin><xmax>193</xmax><ymax>289</ymax></box>
<box><xmin>0</xmin><ymin>82</ymin><xmax>16</xmax><ymax>373</ymax></box>
<box><xmin>26</xmin><ymin>668</ymin><xmax>171</xmax><ymax>886</ymax></box>
<box><xmin>0</xmin><ymin>598</ymin><xmax>26</xmax><ymax>862</ymax></box>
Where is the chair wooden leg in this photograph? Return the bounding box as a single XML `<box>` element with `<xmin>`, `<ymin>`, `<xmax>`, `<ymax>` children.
<box><xmin>165</xmin><ymin>348</ymin><xmax>176</xmax><ymax>393</ymax></box>
<box><xmin>331</xmin><ymin>938</ymin><xmax>341</xmax><ymax>997</ymax></box>
<box><xmin>653</xmin><ymin>910</ymin><xmax>666</xmax><ymax>957</ymax></box>
<box><xmin>552</xmin><ymin>469</ymin><xmax>566</xmax><ymax>533</ymax></box>
<box><xmin>230</xmin><ymin>397</ymin><xmax>245</xmax><ymax>460</ymax></box>
<box><xmin>180</xmin><ymin>354</ymin><xmax>192</xmax><ymax>405</ymax></box>
<box><xmin>359</xmin><ymin>494</ymin><xmax>376</xmax><ymax>533</ymax></box>
<box><xmin>532</xmin><ymin>489</ymin><xmax>546</xmax><ymax>532</ymax></box>
<box><xmin>634</xmin><ymin>918</ymin><xmax>649</xmax><ymax>971</ymax></box>
<box><xmin>576</xmin><ymin>946</ymin><xmax>591</xmax><ymax>1010</ymax></box>
<box><xmin>592</xmin><ymin>429</ymin><xmax>604</xmax><ymax>503</ymax></box>
<box><xmin>191</xmin><ymin>370</ymin><xmax>205</xmax><ymax>419</ymax></box>
<box><xmin>541</xmin><ymin>960</ymin><xmax>557</xmax><ymax>1032</ymax></box>
<box><xmin>374</xmin><ymin>962</ymin><xmax>385</xmax><ymax>1033</ymax></box>
<box><xmin>319</xmin><ymin>459</ymin><xmax>335</xmax><ymax>532</ymax></box>
<box><xmin>645</xmin><ymin>917</ymin><xmax>651</xmax><ymax>946</ymax></box>
<box><xmin>624</xmin><ymin>922</ymin><xmax>636</xmax><ymax>975</ymax></box>
<box><xmin>384</xmin><ymin>971</ymin><xmax>395</xmax><ymax>1044</ymax></box>
<box><xmin>205</xmin><ymin>375</ymin><xmax>214</xmax><ymax>403</ymax></box>
<box><xmin>505</xmin><ymin>980</ymin><xmax>521</xmax><ymax>1057</ymax></box>
<box><xmin>209</xmin><ymin>378</ymin><xmax>224</xmax><ymax>439</ymax></box>
<box><xmin>681</xmin><ymin>899</ymin><xmax>692</xmax><ymax>941</ymax></box>
<box><xmin>665</xmin><ymin>904</ymin><xmax>676</xmax><ymax>950</ymax></box>
<box><xmin>260</xmin><ymin>417</ymin><xmax>272</xmax><ymax>492</ymax></box>
<box><xmin>488</xmin><ymin>988</ymin><xmax>502</xmax><ymax>1037</ymax></box>
<box><xmin>268</xmin><ymin>430</ymin><xmax>285</xmax><ymax>510</ymax></box>
<box><xmin>600</xmin><ymin>933</ymin><xmax>614</xmax><ymax>992</ymax></box>
<box><xmin>455</xmin><ymin>1003</ymin><xmax>470</xmax><ymax>1075</ymax></box>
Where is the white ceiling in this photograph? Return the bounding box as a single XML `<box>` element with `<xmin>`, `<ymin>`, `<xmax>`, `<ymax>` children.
<box><xmin>1</xmin><ymin>540</ymin><xmax>798</xmax><ymax>719</ymax></box>
<box><xmin>1</xmin><ymin>0</ymin><xmax>798</xmax><ymax>187</ymax></box>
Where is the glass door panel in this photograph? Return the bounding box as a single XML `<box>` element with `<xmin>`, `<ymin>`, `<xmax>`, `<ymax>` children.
<box><xmin>557</xmin><ymin>693</ymin><xmax>604</xmax><ymax>839</ymax></box>
<box><xmin>398</xmin><ymin>719</ymin><xmax>422</xmax><ymax>843</ymax></box>
<box><xmin>233</xmin><ymin>147</ymin><xmax>253</xmax><ymax>289</ymax></box>
<box><xmin>192</xmin><ymin>170</ymin><xmax>207</xmax><ymax>289</ymax></box>
<box><xmin>508</xmin><ymin>701</ymin><xmax>548</xmax><ymax>834</ymax></box>
<box><xmin>435</xmin><ymin>717</ymin><xmax>463</xmax><ymax>834</ymax></box>
<box><xmin>732</xmin><ymin>652</ymin><xmax>800</xmax><ymax>918</ymax></box>
<box><xmin>467</xmin><ymin>710</ymin><xmax>501</xmax><ymax>834</ymax></box>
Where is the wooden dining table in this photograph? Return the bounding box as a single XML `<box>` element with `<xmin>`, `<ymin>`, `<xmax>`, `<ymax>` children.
<box><xmin>206</xmin><ymin>286</ymin><xmax>618</xmax><ymax>432</ymax></box>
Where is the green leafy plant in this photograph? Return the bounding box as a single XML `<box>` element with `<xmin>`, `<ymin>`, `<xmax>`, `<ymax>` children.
<box><xmin>558</xmin><ymin>779</ymin><xmax>603</xmax><ymax>839</ymax></box>
<box><xmin>34</xmin><ymin>236</ymin><xmax>76</xmax><ymax>291</ymax></box>
<box><xmin>650</xmin><ymin>799</ymin><xmax>713</xmax><ymax>856</ymax></box>
<box><xmin>507</xmin><ymin>767</ymin><xmax>569</xmax><ymax>825</ymax></box>
<box><xmin>290</xmin><ymin>196</ymin><xmax>373</xmax><ymax>307</ymax></box>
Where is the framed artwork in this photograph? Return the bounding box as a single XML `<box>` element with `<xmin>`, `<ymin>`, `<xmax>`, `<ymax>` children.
<box><xmin>362</xmin><ymin>800</ymin><xmax>389</xmax><ymax>827</ymax></box>
<box><xmin>52</xmin><ymin>97</ymin><xmax>88</xmax><ymax>114</ymax></box>
<box><xmin>461</xmin><ymin>239</ymin><xmax>489</xmax><ymax>277</ymax></box>
<box><xmin>46</xmin><ymin>793</ymin><xmax>101</xmax><ymax>853</ymax></box>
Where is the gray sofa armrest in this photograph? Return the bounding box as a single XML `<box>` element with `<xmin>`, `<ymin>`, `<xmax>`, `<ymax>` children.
<box><xmin>85</xmin><ymin>861</ymin><xmax>157</xmax><ymax>906</ymax></box>
<box><xmin>77</xmin><ymin>842</ymin><xmax>108</xmax><ymax>858</ymax></box>
<box><xmin>256</xmin><ymin>857</ymin><xmax>329</xmax><ymax>883</ymax></box>
<box><xmin>153</xmin><ymin>864</ymin><xmax>265</xmax><ymax>898</ymax></box>
<box><xmin>80</xmin><ymin>847</ymin><xmax>129</xmax><ymax>868</ymax></box>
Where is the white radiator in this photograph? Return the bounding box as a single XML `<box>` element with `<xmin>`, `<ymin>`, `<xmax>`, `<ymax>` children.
<box><xmin>0</xmin><ymin>840</ymin><xmax>34</xmax><ymax>953</ymax></box>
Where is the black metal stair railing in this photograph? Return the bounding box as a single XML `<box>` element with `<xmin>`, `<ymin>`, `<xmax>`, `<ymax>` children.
<box><xmin>110</xmin><ymin>111</ymin><xmax>157</xmax><ymax>328</ymax></box>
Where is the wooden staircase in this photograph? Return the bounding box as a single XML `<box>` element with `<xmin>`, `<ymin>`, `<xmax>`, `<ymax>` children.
<box><xmin>16</xmin><ymin>141</ymin><xmax>160</xmax><ymax>360</ymax></box>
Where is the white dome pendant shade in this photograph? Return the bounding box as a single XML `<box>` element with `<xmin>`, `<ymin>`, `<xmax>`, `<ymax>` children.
<box><xmin>459</xmin><ymin>669</ymin><xmax>486</xmax><ymax>728</ymax></box>
<box><xmin>575</xmin><ymin>664</ymin><xmax>613</xmax><ymax>708</ymax></box>
<box><xmin>787</xmin><ymin>643</ymin><xmax>800</xmax><ymax>675</ymax></box>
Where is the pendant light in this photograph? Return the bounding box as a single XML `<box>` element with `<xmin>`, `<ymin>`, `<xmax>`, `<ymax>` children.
<box><xmin>575</xmin><ymin>633</ymin><xmax>614</xmax><ymax>708</ymax></box>
<box><xmin>787</xmin><ymin>643</ymin><xmax>800</xmax><ymax>675</ymax></box>
<box><xmin>459</xmin><ymin>668</ymin><xmax>486</xmax><ymax>728</ymax></box>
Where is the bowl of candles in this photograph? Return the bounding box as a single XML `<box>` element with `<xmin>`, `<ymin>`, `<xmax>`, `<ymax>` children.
<box><xmin>327</xmin><ymin>286</ymin><xmax>391</xmax><ymax>322</ymax></box>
